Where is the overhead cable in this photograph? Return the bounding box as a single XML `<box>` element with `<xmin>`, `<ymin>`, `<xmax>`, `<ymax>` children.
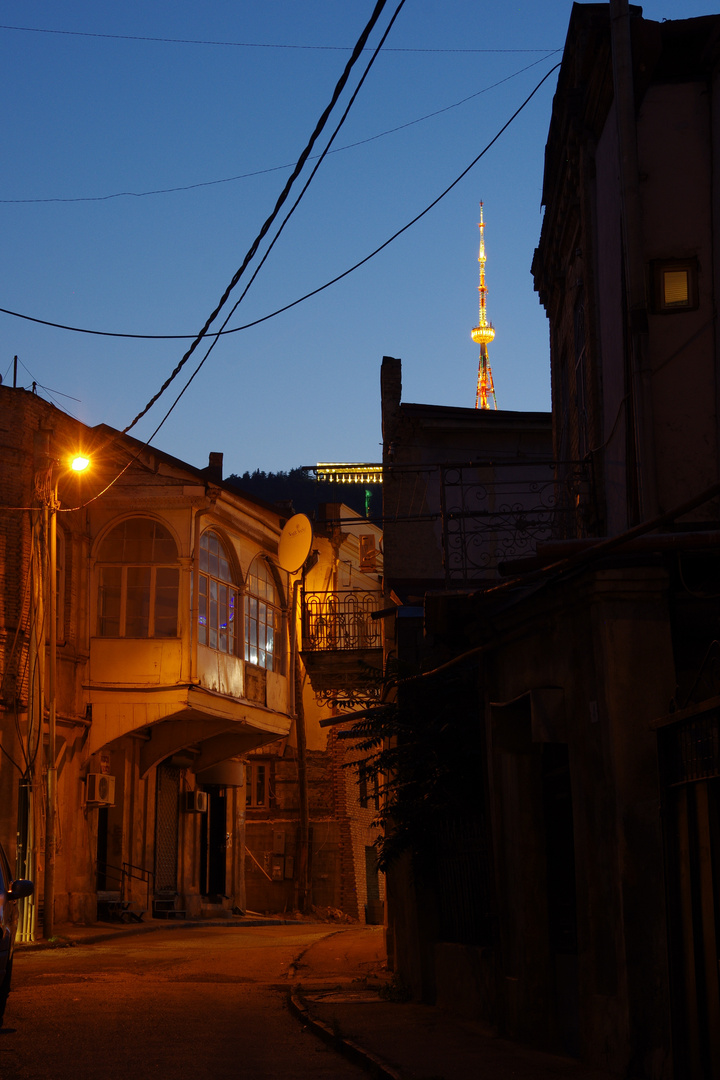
<box><xmin>122</xmin><ymin>0</ymin><xmax>396</xmax><ymax>436</ymax></box>
<box><xmin>131</xmin><ymin>61</ymin><xmax>560</xmax><ymax>452</ymax></box>
<box><xmin>137</xmin><ymin>0</ymin><xmax>409</xmax><ymax>442</ymax></box>
<box><xmin>0</xmin><ymin>57</ymin><xmax>561</xmax><ymax>344</ymax></box>
<box><xmin>0</xmin><ymin>23</ymin><xmax>559</xmax><ymax>53</ymax></box>
<box><xmin>0</xmin><ymin>53</ymin><xmax>559</xmax><ymax>205</ymax></box>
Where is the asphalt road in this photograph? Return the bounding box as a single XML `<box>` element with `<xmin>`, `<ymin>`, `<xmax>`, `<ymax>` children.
<box><xmin>1</xmin><ymin>925</ymin><xmax>367</xmax><ymax>1080</ymax></box>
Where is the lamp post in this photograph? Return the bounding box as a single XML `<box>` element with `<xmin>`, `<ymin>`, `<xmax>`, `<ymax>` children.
<box><xmin>43</xmin><ymin>452</ymin><xmax>89</xmax><ymax>940</ymax></box>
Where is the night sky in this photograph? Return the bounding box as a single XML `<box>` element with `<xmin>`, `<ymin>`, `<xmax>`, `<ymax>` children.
<box><xmin>2</xmin><ymin>1</ymin><xmax>711</xmax><ymax>473</ymax></box>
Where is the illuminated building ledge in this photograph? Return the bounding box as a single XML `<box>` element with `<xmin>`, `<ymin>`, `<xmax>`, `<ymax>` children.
<box><xmin>313</xmin><ymin>463</ymin><xmax>383</xmax><ymax>485</ymax></box>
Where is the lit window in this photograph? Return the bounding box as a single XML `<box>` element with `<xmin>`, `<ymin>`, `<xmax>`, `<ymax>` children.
<box><xmin>663</xmin><ymin>270</ymin><xmax>689</xmax><ymax>306</ymax></box>
<box><xmin>197</xmin><ymin>531</ymin><xmax>239</xmax><ymax>654</ymax></box>
<box><xmin>246</xmin><ymin>762</ymin><xmax>269</xmax><ymax>808</ymax></box>
<box><xmin>245</xmin><ymin>559</ymin><xmax>282</xmax><ymax>672</ymax></box>
<box><xmin>97</xmin><ymin>518</ymin><xmax>179</xmax><ymax>638</ymax></box>
<box><xmin>652</xmin><ymin>258</ymin><xmax>698</xmax><ymax>312</ymax></box>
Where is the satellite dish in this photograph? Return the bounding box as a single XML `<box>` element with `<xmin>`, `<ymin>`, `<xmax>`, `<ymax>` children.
<box><xmin>278</xmin><ymin>513</ymin><xmax>313</xmax><ymax>573</ymax></box>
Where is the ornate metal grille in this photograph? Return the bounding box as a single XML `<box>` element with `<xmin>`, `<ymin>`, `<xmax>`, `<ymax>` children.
<box><xmin>658</xmin><ymin>709</ymin><xmax>720</xmax><ymax>787</ymax></box>
<box><xmin>154</xmin><ymin>762</ymin><xmax>180</xmax><ymax>893</ymax></box>
<box><xmin>302</xmin><ymin>590</ymin><xmax>383</xmax><ymax>652</ymax></box>
<box><xmin>441</xmin><ymin>460</ymin><xmax>594</xmax><ymax>585</ymax></box>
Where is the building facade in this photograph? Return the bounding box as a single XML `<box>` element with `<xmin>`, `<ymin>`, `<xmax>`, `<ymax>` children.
<box><xmin>377</xmin><ymin>8</ymin><xmax>720</xmax><ymax>1080</ymax></box>
<box><xmin>243</xmin><ymin>502</ymin><xmax>385</xmax><ymax>921</ymax></box>
<box><xmin>0</xmin><ymin>386</ymin><xmax>295</xmax><ymax>931</ymax></box>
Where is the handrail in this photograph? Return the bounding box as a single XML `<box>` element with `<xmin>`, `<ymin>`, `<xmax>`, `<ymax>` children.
<box><xmin>96</xmin><ymin>859</ymin><xmax>124</xmax><ymax>891</ymax></box>
<box><xmin>122</xmin><ymin>861</ymin><xmax>154</xmax><ymax>911</ymax></box>
<box><xmin>302</xmin><ymin>589</ymin><xmax>383</xmax><ymax>652</ymax></box>
<box><xmin>95</xmin><ymin>859</ymin><xmax>154</xmax><ymax>912</ymax></box>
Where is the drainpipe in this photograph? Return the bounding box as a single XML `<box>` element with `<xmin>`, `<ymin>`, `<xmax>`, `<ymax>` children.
<box><xmin>190</xmin><ymin>499</ymin><xmax>215</xmax><ymax>684</ymax></box>
<box><xmin>610</xmin><ymin>0</ymin><xmax>658</xmax><ymax>522</ymax></box>
<box><xmin>291</xmin><ymin>551</ymin><xmax>318</xmax><ymax>915</ymax></box>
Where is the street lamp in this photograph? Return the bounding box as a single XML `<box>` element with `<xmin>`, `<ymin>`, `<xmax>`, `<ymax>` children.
<box><xmin>44</xmin><ymin>452</ymin><xmax>90</xmax><ymax>940</ymax></box>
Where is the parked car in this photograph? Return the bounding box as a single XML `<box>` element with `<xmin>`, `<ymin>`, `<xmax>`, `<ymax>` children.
<box><xmin>0</xmin><ymin>841</ymin><xmax>33</xmax><ymax>1029</ymax></box>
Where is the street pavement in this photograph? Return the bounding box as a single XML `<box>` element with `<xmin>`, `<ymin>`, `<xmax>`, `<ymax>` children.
<box><xmin>16</xmin><ymin>917</ymin><xmax>614</xmax><ymax>1080</ymax></box>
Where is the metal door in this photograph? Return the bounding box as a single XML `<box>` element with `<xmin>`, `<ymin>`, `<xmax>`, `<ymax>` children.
<box><xmin>154</xmin><ymin>763</ymin><xmax>180</xmax><ymax>893</ymax></box>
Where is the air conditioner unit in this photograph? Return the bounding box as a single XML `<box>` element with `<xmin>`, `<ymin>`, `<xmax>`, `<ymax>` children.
<box><xmin>86</xmin><ymin>773</ymin><xmax>115</xmax><ymax>806</ymax></box>
<box><xmin>184</xmin><ymin>790</ymin><xmax>208</xmax><ymax>813</ymax></box>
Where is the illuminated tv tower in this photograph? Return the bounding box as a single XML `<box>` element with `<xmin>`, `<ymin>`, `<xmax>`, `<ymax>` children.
<box><xmin>471</xmin><ymin>202</ymin><xmax>497</xmax><ymax>410</ymax></box>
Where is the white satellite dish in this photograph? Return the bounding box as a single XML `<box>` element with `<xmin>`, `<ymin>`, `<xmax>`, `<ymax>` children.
<box><xmin>278</xmin><ymin>513</ymin><xmax>313</xmax><ymax>573</ymax></box>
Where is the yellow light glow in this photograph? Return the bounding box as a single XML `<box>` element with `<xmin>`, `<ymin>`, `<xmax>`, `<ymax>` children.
<box><xmin>471</xmin><ymin>324</ymin><xmax>495</xmax><ymax>346</ymax></box>
<box><xmin>316</xmin><ymin>463</ymin><xmax>383</xmax><ymax>484</ymax></box>
<box><xmin>71</xmin><ymin>456</ymin><xmax>90</xmax><ymax>472</ymax></box>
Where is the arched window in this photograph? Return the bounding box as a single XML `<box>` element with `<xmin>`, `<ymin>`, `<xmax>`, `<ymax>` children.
<box><xmin>245</xmin><ymin>559</ymin><xmax>281</xmax><ymax>672</ymax></box>
<box><xmin>198</xmin><ymin>531</ymin><xmax>239</xmax><ymax>654</ymax></box>
<box><xmin>97</xmin><ymin>518</ymin><xmax>179</xmax><ymax>638</ymax></box>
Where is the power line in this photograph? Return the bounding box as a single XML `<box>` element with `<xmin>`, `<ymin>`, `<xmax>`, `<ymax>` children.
<box><xmin>7</xmin><ymin>58</ymin><xmax>561</xmax><ymax>503</ymax></box>
<box><xmin>122</xmin><ymin>0</ymin><xmax>400</xmax><ymax>436</ymax></box>
<box><xmin>0</xmin><ymin>23</ymin><xmax>559</xmax><ymax>53</ymax></box>
<box><xmin>140</xmin><ymin>62</ymin><xmax>562</xmax><ymax>447</ymax></box>
<box><xmin>0</xmin><ymin>52</ymin><xmax>558</xmax><ymax>206</ymax></box>
<box><xmin>0</xmin><ymin>60</ymin><xmax>561</xmax><ymax>355</ymax></box>
<box><xmin>143</xmin><ymin>0</ymin><xmax>410</xmax><ymax>440</ymax></box>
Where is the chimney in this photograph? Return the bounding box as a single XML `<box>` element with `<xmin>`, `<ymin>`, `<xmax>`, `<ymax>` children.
<box><xmin>206</xmin><ymin>452</ymin><xmax>223</xmax><ymax>483</ymax></box>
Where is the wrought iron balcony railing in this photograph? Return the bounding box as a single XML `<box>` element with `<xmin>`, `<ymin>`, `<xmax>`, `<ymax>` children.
<box><xmin>440</xmin><ymin>459</ymin><xmax>595</xmax><ymax>585</ymax></box>
<box><xmin>301</xmin><ymin>589</ymin><xmax>383</xmax><ymax>652</ymax></box>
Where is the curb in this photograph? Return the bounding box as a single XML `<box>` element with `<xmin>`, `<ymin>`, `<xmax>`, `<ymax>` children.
<box><xmin>287</xmin><ymin>987</ymin><xmax>402</xmax><ymax>1080</ymax></box>
<box><xmin>286</xmin><ymin>926</ymin><xmax>348</xmax><ymax>980</ymax></box>
<box><xmin>17</xmin><ymin>916</ymin><xmax>308</xmax><ymax>951</ymax></box>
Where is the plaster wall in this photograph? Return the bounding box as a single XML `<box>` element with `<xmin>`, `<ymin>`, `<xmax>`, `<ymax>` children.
<box><xmin>485</xmin><ymin>568</ymin><xmax>675</xmax><ymax>1076</ymax></box>
<box><xmin>639</xmin><ymin>81</ymin><xmax>717</xmax><ymax>517</ymax></box>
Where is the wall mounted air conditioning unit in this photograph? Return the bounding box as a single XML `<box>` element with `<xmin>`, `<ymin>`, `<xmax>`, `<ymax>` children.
<box><xmin>86</xmin><ymin>773</ymin><xmax>115</xmax><ymax>806</ymax></box>
<box><xmin>184</xmin><ymin>790</ymin><xmax>208</xmax><ymax>813</ymax></box>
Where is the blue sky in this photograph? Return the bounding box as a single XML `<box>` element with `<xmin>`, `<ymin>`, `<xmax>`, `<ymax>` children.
<box><xmin>2</xmin><ymin>1</ymin><xmax>714</xmax><ymax>474</ymax></box>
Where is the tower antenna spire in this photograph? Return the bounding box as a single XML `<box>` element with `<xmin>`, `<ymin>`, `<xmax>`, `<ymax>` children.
<box><xmin>471</xmin><ymin>201</ymin><xmax>497</xmax><ymax>409</ymax></box>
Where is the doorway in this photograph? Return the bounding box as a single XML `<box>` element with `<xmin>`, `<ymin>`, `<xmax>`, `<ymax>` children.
<box><xmin>200</xmin><ymin>787</ymin><xmax>227</xmax><ymax>899</ymax></box>
<box><xmin>542</xmin><ymin>742</ymin><xmax>579</xmax><ymax>1057</ymax></box>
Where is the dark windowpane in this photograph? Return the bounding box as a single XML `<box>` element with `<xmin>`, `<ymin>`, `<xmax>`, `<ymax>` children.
<box><xmin>125</xmin><ymin>566</ymin><xmax>151</xmax><ymax>636</ymax></box>
<box><xmin>123</xmin><ymin>520</ymin><xmax>157</xmax><ymax>563</ymax></box>
<box><xmin>256</xmin><ymin>765</ymin><xmax>266</xmax><ymax>806</ymax></box>
<box><xmin>153</xmin><ymin>536</ymin><xmax>177</xmax><ymax>562</ymax></box>
<box><xmin>98</xmin><ymin>567</ymin><xmax>122</xmax><ymax>636</ymax></box>
<box><xmin>154</xmin><ymin>567</ymin><xmax>179</xmax><ymax>637</ymax></box>
<box><xmin>100</xmin><ymin>518</ymin><xmax>177</xmax><ymax>563</ymax></box>
<box><xmin>101</xmin><ymin>536</ymin><xmax>125</xmax><ymax>562</ymax></box>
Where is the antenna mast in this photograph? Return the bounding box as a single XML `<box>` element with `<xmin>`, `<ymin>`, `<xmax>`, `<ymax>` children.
<box><xmin>471</xmin><ymin>202</ymin><xmax>497</xmax><ymax>409</ymax></box>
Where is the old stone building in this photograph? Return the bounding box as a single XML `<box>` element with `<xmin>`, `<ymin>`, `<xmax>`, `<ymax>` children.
<box><xmin>243</xmin><ymin>502</ymin><xmax>385</xmax><ymax>921</ymax></box>
<box><xmin>377</xmin><ymin>7</ymin><xmax>720</xmax><ymax>1079</ymax></box>
<box><xmin>0</xmin><ymin>386</ymin><xmax>296</xmax><ymax>931</ymax></box>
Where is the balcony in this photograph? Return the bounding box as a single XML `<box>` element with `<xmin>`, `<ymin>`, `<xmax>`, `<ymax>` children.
<box><xmin>300</xmin><ymin>589</ymin><xmax>384</xmax><ymax>704</ymax></box>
